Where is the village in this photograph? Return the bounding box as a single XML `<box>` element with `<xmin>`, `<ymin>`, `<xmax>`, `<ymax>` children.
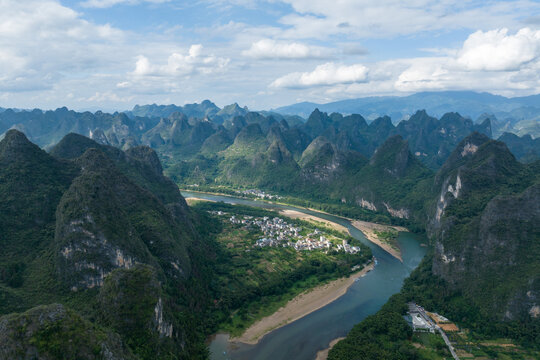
<box><xmin>213</xmin><ymin>211</ymin><xmax>361</xmax><ymax>254</ymax></box>
<box><xmin>236</xmin><ymin>189</ymin><xmax>282</xmax><ymax>200</ymax></box>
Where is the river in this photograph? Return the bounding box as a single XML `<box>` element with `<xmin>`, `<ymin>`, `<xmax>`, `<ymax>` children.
<box><xmin>181</xmin><ymin>191</ymin><xmax>427</xmax><ymax>360</ymax></box>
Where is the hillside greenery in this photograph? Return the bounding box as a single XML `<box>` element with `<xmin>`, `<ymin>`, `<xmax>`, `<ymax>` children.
<box><xmin>190</xmin><ymin>201</ymin><xmax>373</xmax><ymax>336</ymax></box>
<box><xmin>329</xmin><ymin>135</ymin><xmax>540</xmax><ymax>359</ymax></box>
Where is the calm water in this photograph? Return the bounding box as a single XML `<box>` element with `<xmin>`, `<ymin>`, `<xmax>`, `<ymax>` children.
<box><xmin>181</xmin><ymin>191</ymin><xmax>427</xmax><ymax>360</ymax></box>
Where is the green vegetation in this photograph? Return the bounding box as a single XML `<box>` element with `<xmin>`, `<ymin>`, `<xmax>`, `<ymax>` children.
<box><xmin>190</xmin><ymin>201</ymin><xmax>372</xmax><ymax>336</ymax></box>
<box><xmin>329</xmin><ymin>134</ymin><xmax>540</xmax><ymax>359</ymax></box>
<box><xmin>0</xmin><ymin>303</ymin><xmax>136</xmax><ymax>359</ymax></box>
<box><xmin>2</xmin><ymin>104</ymin><xmax>539</xmax><ymax>360</ymax></box>
<box><xmin>0</xmin><ymin>131</ymin><xmax>217</xmax><ymax>359</ymax></box>
<box><xmin>328</xmin><ymin>294</ymin><xmax>418</xmax><ymax>360</ymax></box>
<box><xmin>400</xmin><ymin>256</ymin><xmax>540</xmax><ymax>349</ymax></box>
<box><xmin>374</xmin><ymin>229</ymin><xmax>399</xmax><ymax>250</ymax></box>
<box><xmin>182</xmin><ymin>184</ymin><xmax>422</xmax><ymax>230</ymax></box>
<box><xmin>328</xmin><ymin>269</ymin><xmax>540</xmax><ymax>359</ymax></box>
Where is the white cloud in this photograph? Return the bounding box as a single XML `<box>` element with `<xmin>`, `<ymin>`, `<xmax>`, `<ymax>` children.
<box><xmin>267</xmin><ymin>27</ymin><xmax>540</xmax><ymax>102</ymax></box>
<box><xmin>271</xmin><ymin>62</ymin><xmax>368</xmax><ymax>88</ymax></box>
<box><xmin>394</xmin><ymin>58</ymin><xmax>456</xmax><ymax>92</ymax></box>
<box><xmin>391</xmin><ymin>30</ymin><xmax>540</xmax><ymax>96</ymax></box>
<box><xmin>80</xmin><ymin>0</ymin><xmax>171</xmax><ymax>8</ymax></box>
<box><xmin>0</xmin><ymin>0</ymin><xmax>124</xmax><ymax>92</ymax></box>
<box><xmin>271</xmin><ymin>0</ymin><xmax>540</xmax><ymax>39</ymax></box>
<box><xmin>1</xmin><ymin>0</ymin><xmax>540</xmax><ymax>111</ymax></box>
<box><xmin>131</xmin><ymin>45</ymin><xmax>229</xmax><ymax>77</ymax></box>
<box><xmin>457</xmin><ymin>28</ymin><xmax>540</xmax><ymax>71</ymax></box>
<box><xmin>242</xmin><ymin>39</ymin><xmax>328</xmax><ymax>59</ymax></box>
<box><xmin>394</xmin><ymin>27</ymin><xmax>540</xmax><ymax>92</ymax></box>
<box><xmin>87</xmin><ymin>91</ymin><xmax>134</xmax><ymax>102</ymax></box>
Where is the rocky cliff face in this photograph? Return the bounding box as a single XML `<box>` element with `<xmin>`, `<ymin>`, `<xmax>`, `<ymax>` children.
<box><xmin>428</xmin><ymin>132</ymin><xmax>539</xmax><ymax>321</ymax></box>
<box><xmin>55</xmin><ymin>148</ymin><xmax>190</xmax><ymax>291</ymax></box>
<box><xmin>98</xmin><ymin>265</ymin><xmax>178</xmax><ymax>352</ymax></box>
<box><xmin>0</xmin><ymin>130</ymin><xmax>198</xmax><ymax>359</ymax></box>
<box><xmin>343</xmin><ymin>135</ymin><xmax>432</xmax><ymax>220</ymax></box>
<box><xmin>432</xmin><ymin>183</ymin><xmax>539</xmax><ymax>320</ymax></box>
<box><xmin>300</xmin><ymin>136</ymin><xmax>366</xmax><ymax>183</ymax></box>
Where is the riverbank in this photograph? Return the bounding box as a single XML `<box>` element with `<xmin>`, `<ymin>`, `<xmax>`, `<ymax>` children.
<box><xmin>316</xmin><ymin>337</ymin><xmax>345</xmax><ymax>360</ymax></box>
<box><xmin>182</xmin><ymin>190</ymin><xmax>408</xmax><ymax>262</ymax></box>
<box><xmin>282</xmin><ymin>208</ymin><xmax>408</xmax><ymax>262</ymax></box>
<box><xmin>350</xmin><ymin>220</ymin><xmax>407</xmax><ymax>262</ymax></box>
<box><xmin>230</xmin><ymin>261</ymin><xmax>375</xmax><ymax>345</ymax></box>
<box><xmin>278</xmin><ymin>209</ymin><xmax>349</xmax><ymax>234</ymax></box>
<box><xmin>185</xmin><ymin>197</ymin><xmax>215</xmax><ymax>205</ymax></box>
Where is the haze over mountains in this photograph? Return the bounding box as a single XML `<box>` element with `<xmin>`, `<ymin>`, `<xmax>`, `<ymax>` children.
<box><xmin>275</xmin><ymin>91</ymin><xmax>540</xmax><ymax>138</ymax></box>
<box><xmin>1</xmin><ymin>91</ymin><xmax>538</xmax><ymax>172</ymax></box>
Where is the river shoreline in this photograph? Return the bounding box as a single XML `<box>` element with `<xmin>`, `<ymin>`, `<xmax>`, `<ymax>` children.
<box><xmin>278</xmin><ymin>209</ymin><xmax>349</xmax><ymax>234</ymax></box>
<box><xmin>183</xmin><ymin>190</ymin><xmax>407</xmax><ymax>261</ymax></box>
<box><xmin>229</xmin><ymin>261</ymin><xmax>375</xmax><ymax>345</ymax></box>
<box><xmin>315</xmin><ymin>337</ymin><xmax>346</xmax><ymax>360</ymax></box>
<box><xmin>193</xmin><ymin>191</ymin><xmax>427</xmax><ymax>359</ymax></box>
<box><xmin>350</xmin><ymin>220</ymin><xmax>407</xmax><ymax>262</ymax></box>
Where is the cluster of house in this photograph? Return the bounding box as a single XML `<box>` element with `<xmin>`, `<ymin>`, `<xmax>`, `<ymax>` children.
<box><xmin>407</xmin><ymin>302</ymin><xmax>459</xmax><ymax>333</ymax></box>
<box><xmin>228</xmin><ymin>214</ymin><xmax>361</xmax><ymax>253</ymax></box>
<box><xmin>407</xmin><ymin>303</ymin><xmax>461</xmax><ymax>360</ymax></box>
<box><xmin>236</xmin><ymin>189</ymin><xmax>282</xmax><ymax>200</ymax></box>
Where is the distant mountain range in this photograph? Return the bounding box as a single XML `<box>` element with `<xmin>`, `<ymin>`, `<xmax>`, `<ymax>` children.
<box><xmin>3</xmin><ymin>103</ymin><xmax>537</xmax><ymax>168</ymax></box>
<box><xmin>274</xmin><ymin>91</ymin><xmax>540</xmax><ymax>138</ymax></box>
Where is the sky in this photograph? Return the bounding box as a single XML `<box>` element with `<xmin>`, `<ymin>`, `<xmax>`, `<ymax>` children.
<box><xmin>0</xmin><ymin>0</ymin><xmax>539</xmax><ymax>111</ymax></box>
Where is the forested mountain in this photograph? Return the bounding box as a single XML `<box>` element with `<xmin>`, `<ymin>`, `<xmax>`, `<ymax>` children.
<box><xmin>1</xmin><ymin>97</ymin><xmax>538</xmax><ymax>169</ymax></box>
<box><xmin>498</xmin><ymin>132</ymin><xmax>540</xmax><ymax>163</ymax></box>
<box><xmin>0</xmin><ymin>130</ymin><xmax>217</xmax><ymax>359</ymax></box>
<box><xmin>127</xmin><ymin>99</ymin><xmax>221</xmax><ymax>120</ymax></box>
<box><xmin>1</xmin><ymin>100</ymin><xmax>538</xmax><ymax>227</ymax></box>
<box><xmin>427</xmin><ymin>133</ymin><xmax>539</xmax><ymax>321</ymax></box>
<box><xmin>328</xmin><ymin>134</ymin><xmax>540</xmax><ymax>359</ymax></box>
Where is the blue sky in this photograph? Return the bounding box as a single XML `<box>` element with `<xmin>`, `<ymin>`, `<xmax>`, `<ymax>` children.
<box><xmin>1</xmin><ymin>0</ymin><xmax>539</xmax><ymax>111</ymax></box>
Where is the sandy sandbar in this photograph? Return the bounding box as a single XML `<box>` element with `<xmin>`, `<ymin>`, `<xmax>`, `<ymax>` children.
<box><xmin>184</xmin><ymin>196</ymin><xmax>216</xmax><ymax>205</ymax></box>
<box><xmin>230</xmin><ymin>261</ymin><xmax>374</xmax><ymax>345</ymax></box>
<box><xmin>279</xmin><ymin>209</ymin><xmax>348</xmax><ymax>234</ymax></box>
<box><xmin>315</xmin><ymin>336</ymin><xmax>346</xmax><ymax>360</ymax></box>
<box><xmin>351</xmin><ymin>220</ymin><xmax>407</xmax><ymax>262</ymax></box>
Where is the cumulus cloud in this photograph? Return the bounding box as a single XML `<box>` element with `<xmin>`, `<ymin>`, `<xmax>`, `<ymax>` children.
<box><xmin>394</xmin><ymin>58</ymin><xmax>456</xmax><ymax>92</ymax></box>
<box><xmin>131</xmin><ymin>45</ymin><xmax>229</xmax><ymax>77</ymax></box>
<box><xmin>394</xmin><ymin>28</ymin><xmax>540</xmax><ymax>93</ymax></box>
<box><xmin>0</xmin><ymin>0</ymin><xmax>124</xmax><ymax>92</ymax></box>
<box><xmin>268</xmin><ymin>27</ymin><xmax>540</xmax><ymax>101</ymax></box>
<box><xmin>80</xmin><ymin>0</ymin><xmax>171</xmax><ymax>8</ymax></box>
<box><xmin>271</xmin><ymin>62</ymin><xmax>368</xmax><ymax>88</ymax></box>
<box><xmin>242</xmin><ymin>39</ymin><xmax>328</xmax><ymax>59</ymax></box>
<box><xmin>457</xmin><ymin>28</ymin><xmax>540</xmax><ymax>71</ymax></box>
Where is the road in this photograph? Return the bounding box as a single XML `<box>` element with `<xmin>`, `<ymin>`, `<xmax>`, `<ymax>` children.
<box><xmin>437</xmin><ymin>327</ymin><xmax>460</xmax><ymax>360</ymax></box>
<box><xmin>413</xmin><ymin>304</ymin><xmax>460</xmax><ymax>360</ymax></box>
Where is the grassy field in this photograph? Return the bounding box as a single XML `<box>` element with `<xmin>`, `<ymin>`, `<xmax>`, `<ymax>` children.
<box><xmin>411</xmin><ymin>330</ymin><xmax>540</xmax><ymax>360</ymax></box>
